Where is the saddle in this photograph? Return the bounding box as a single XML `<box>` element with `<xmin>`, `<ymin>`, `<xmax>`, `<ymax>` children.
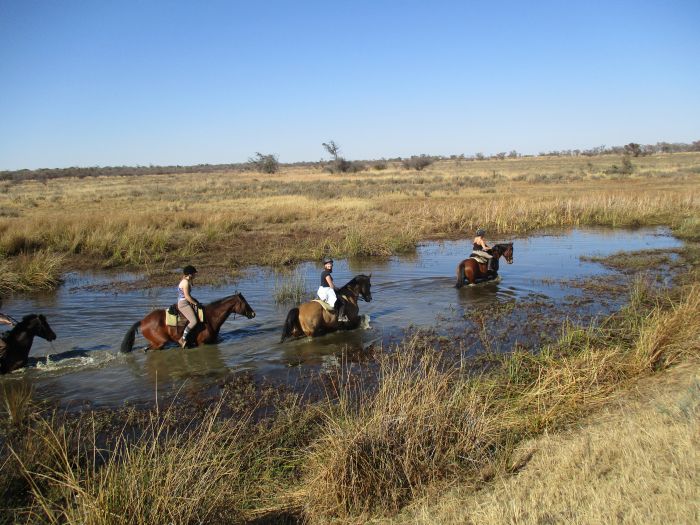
<box><xmin>166</xmin><ymin>304</ymin><xmax>205</xmax><ymax>327</ymax></box>
<box><xmin>312</xmin><ymin>292</ymin><xmax>350</xmax><ymax>314</ymax></box>
<box><xmin>469</xmin><ymin>252</ymin><xmax>489</xmax><ymax>264</ymax></box>
<box><xmin>312</xmin><ymin>299</ymin><xmax>335</xmax><ymax>312</ymax></box>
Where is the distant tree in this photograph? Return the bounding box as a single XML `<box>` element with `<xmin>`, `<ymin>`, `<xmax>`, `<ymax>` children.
<box><xmin>691</xmin><ymin>140</ymin><xmax>700</xmax><ymax>152</ymax></box>
<box><xmin>475</xmin><ymin>152</ymin><xmax>485</xmax><ymax>160</ymax></box>
<box><xmin>508</xmin><ymin>150</ymin><xmax>519</xmax><ymax>158</ymax></box>
<box><xmin>658</xmin><ymin>142</ymin><xmax>672</xmax><ymax>153</ymax></box>
<box><xmin>402</xmin><ymin>155</ymin><xmax>434</xmax><ymax>171</ymax></box>
<box><xmin>322</xmin><ymin>140</ymin><xmax>341</xmax><ymax>161</ymax></box>
<box><xmin>624</xmin><ymin>143</ymin><xmax>642</xmax><ymax>157</ymax></box>
<box><xmin>495</xmin><ymin>152</ymin><xmax>507</xmax><ymax>160</ymax></box>
<box><xmin>248</xmin><ymin>152</ymin><xmax>279</xmax><ymax>173</ymax></box>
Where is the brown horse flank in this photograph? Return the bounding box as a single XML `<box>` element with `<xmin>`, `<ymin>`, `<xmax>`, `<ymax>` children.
<box><xmin>280</xmin><ymin>274</ymin><xmax>372</xmax><ymax>342</ymax></box>
<box><xmin>456</xmin><ymin>243</ymin><xmax>514</xmax><ymax>288</ymax></box>
<box><xmin>120</xmin><ymin>293</ymin><xmax>255</xmax><ymax>352</ymax></box>
<box><xmin>0</xmin><ymin>314</ymin><xmax>57</xmax><ymax>373</ymax></box>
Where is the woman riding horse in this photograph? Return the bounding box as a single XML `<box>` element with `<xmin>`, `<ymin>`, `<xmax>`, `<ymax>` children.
<box><xmin>456</xmin><ymin>243</ymin><xmax>514</xmax><ymax>288</ymax></box>
<box><xmin>281</xmin><ymin>274</ymin><xmax>372</xmax><ymax>341</ymax></box>
<box><xmin>0</xmin><ymin>314</ymin><xmax>57</xmax><ymax>373</ymax></box>
<box><xmin>120</xmin><ymin>293</ymin><xmax>256</xmax><ymax>352</ymax></box>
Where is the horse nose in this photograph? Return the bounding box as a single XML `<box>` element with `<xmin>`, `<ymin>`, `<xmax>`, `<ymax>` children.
<box><xmin>250</xmin><ymin>312</ymin><xmax>256</xmax><ymax>318</ymax></box>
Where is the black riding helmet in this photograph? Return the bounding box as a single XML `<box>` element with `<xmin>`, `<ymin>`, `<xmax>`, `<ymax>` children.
<box><xmin>476</xmin><ymin>228</ymin><xmax>486</xmax><ymax>236</ymax></box>
<box><xmin>323</xmin><ymin>257</ymin><xmax>333</xmax><ymax>265</ymax></box>
<box><xmin>183</xmin><ymin>265</ymin><xmax>197</xmax><ymax>276</ymax></box>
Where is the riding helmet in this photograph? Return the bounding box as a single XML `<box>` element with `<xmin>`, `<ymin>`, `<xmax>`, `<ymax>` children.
<box><xmin>476</xmin><ymin>228</ymin><xmax>486</xmax><ymax>236</ymax></box>
<box><xmin>183</xmin><ymin>265</ymin><xmax>197</xmax><ymax>275</ymax></box>
<box><xmin>323</xmin><ymin>257</ymin><xmax>333</xmax><ymax>265</ymax></box>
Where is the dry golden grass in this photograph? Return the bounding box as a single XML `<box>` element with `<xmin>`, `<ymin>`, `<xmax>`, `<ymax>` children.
<box><xmin>294</xmin><ymin>281</ymin><xmax>700</xmax><ymax>522</ymax></box>
<box><xmin>0</xmin><ymin>153</ymin><xmax>698</xmax><ymax>290</ymax></box>
<box><xmin>387</xmin><ymin>363</ymin><xmax>700</xmax><ymax>525</ymax></box>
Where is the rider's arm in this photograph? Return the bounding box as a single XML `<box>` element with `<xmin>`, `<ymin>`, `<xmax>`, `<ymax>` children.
<box><xmin>0</xmin><ymin>314</ymin><xmax>14</xmax><ymax>326</ymax></box>
<box><xmin>325</xmin><ymin>274</ymin><xmax>336</xmax><ymax>289</ymax></box>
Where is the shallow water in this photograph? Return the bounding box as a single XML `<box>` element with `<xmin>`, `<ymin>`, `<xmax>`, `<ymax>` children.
<box><xmin>1</xmin><ymin>227</ymin><xmax>682</xmax><ymax>407</ymax></box>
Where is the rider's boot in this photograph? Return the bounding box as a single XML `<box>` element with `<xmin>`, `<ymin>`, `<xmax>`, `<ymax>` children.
<box><xmin>486</xmin><ymin>258</ymin><xmax>495</xmax><ymax>279</ymax></box>
<box><xmin>179</xmin><ymin>327</ymin><xmax>190</xmax><ymax>348</ymax></box>
<box><xmin>336</xmin><ymin>298</ymin><xmax>349</xmax><ymax>323</ymax></box>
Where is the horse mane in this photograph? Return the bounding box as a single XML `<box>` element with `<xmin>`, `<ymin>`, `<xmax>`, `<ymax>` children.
<box><xmin>340</xmin><ymin>274</ymin><xmax>370</xmax><ymax>291</ymax></box>
<box><xmin>15</xmin><ymin>314</ymin><xmax>39</xmax><ymax>328</ymax></box>
<box><xmin>2</xmin><ymin>314</ymin><xmax>40</xmax><ymax>340</ymax></box>
<box><xmin>206</xmin><ymin>293</ymin><xmax>241</xmax><ymax>309</ymax></box>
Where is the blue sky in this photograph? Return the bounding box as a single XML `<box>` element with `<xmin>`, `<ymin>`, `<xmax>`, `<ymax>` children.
<box><xmin>1</xmin><ymin>0</ymin><xmax>699</xmax><ymax>170</ymax></box>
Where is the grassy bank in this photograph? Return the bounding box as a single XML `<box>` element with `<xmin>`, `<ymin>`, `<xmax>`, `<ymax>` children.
<box><xmin>2</xmin><ymin>236</ymin><xmax>698</xmax><ymax>523</ymax></box>
<box><xmin>1</xmin><ymin>152</ymin><xmax>698</xmax><ymax>293</ymax></box>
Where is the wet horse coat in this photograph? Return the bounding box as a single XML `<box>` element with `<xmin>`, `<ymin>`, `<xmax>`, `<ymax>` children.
<box><xmin>281</xmin><ymin>275</ymin><xmax>372</xmax><ymax>341</ymax></box>
<box><xmin>120</xmin><ymin>293</ymin><xmax>255</xmax><ymax>352</ymax></box>
<box><xmin>0</xmin><ymin>314</ymin><xmax>57</xmax><ymax>373</ymax></box>
<box><xmin>455</xmin><ymin>243</ymin><xmax>514</xmax><ymax>287</ymax></box>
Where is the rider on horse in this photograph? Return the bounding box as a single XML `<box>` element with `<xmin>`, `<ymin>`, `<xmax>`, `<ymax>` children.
<box><xmin>177</xmin><ymin>265</ymin><xmax>202</xmax><ymax>348</ymax></box>
<box><xmin>317</xmin><ymin>257</ymin><xmax>349</xmax><ymax>322</ymax></box>
<box><xmin>471</xmin><ymin>228</ymin><xmax>497</xmax><ymax>276</ymax></box>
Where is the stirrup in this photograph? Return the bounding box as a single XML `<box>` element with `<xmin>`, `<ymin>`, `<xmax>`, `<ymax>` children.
<box><xmin>178</xmin><ymin>337</ymin><xmax>188</xmax><ymax>348</ymax></box>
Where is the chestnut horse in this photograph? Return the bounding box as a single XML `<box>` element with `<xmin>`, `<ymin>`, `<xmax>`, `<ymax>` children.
<box><xmin>120</xmin><ymin>293</ymin><xmax>255</xmax><ymax>352</ymax></box>
<box><xmin>456</xmin><ymin>243</ymin><xmax>514</xmax><ymax>288</ymax></box>
<box><xmin>280</xmin><ymin>274</ymin><xmax>372</xmax><ymax>342</ymax></box>
<box><xmin>0</xmin><ymin>314</ymin><xmax>57</xmax><ymax>373</ymax></box>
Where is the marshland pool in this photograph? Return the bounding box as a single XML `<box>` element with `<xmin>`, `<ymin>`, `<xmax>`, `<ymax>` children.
<box><xmin>1</xmin><ymin>227</ymin><xmax>683</xmax><ymax>407</ymax></box>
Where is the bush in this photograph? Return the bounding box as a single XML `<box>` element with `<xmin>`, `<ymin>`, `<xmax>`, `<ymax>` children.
<box><xmin>402</xmin><ymin>155</ymin><xmax>434</xmax><ymax>171</ymax></box>
<box><xmin>247</xmin><ymin>152</ymin><xmax>279</xmax><ymax>174</ymax></box>
<box><xmin>327</xmin><ymin>158</ymin><xmax>365</xmax><ymax>174</ymax></box>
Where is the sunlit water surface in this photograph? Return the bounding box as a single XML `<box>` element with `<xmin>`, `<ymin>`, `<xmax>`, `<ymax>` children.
<box><xmin>1</xmin><ymin>228</ymin><xmax>682</xmax><ymax>407</ymax></box>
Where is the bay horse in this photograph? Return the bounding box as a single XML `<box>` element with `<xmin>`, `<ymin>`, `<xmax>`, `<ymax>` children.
<box><xmin>0</xmin><ymin>314</ymin><xmax>57</xmax><ymax>373</ymax></box>
<box><xmin>120</xmin><ymin>293</ymin><xmax>255</xmax><ymax>352</ymax></box>
<box><xmin>456</xmin><ymin>243</ymin><xmax>514</xmax><ymax>288</ymax></box>
<box><xmin>280</xmin><ymin>274</ymin><xmax>372</xmax><ymax>342</ymax></box>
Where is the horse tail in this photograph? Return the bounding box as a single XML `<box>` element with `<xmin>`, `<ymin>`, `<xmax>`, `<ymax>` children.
<box><xmin>120</xmin><ymin>321</ymin><xmax>140</xmax><ymax>353</ymax></box>
<box><xmin>456</xmin><ymin>261</ymin><xmax>466</xmax><ymax>288</ymax></box>
<box><xmin>280</xmin><ymin>308</ymin><xmax>300</xmax><ymax>342</ymax></box>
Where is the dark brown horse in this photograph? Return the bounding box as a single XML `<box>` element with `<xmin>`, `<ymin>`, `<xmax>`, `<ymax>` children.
<box><xmin>280</xmin><ymin>274</ymin><xmax>372</xmax><ymax>341</ymax></box>
<box><xmin>120</xmin><ymin>293</ymin><xmax>256</xmax><ymax>352</ymax></box>
<box><xmin>0</xmin><ymin>314</ymin><xmax>57</xmax><ymax>373</ymax></box>
<box><xmin>456</xmin><ymin>243</ymin><xmax>514</xmax><ymax>288</ymax></box>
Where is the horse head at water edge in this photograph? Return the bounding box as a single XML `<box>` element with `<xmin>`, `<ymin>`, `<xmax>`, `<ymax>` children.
<box><xmin>120</xmin><ymin>293</ymin><xmax>256</xmax><ymax>352</ymax></box>
<box><xmin>280</xmin><ymin>274</ymin><xmax>372</xmax><ymax>342</ymax></box>
<box><xmin>455</xmin><ymin>243</ymin><xmax>514</xmax><ymax>288</ymax></box>
<box><xmin>0</xmin><ymin>314</ymin><xmax>57</xmax><ymax>374</ymax></box>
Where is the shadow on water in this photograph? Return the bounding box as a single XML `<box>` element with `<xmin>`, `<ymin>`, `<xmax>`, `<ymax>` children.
<box><xmin>0</xmin><ymin>227</ymin><xmax>684</xmax><ymax>407</ymax></box>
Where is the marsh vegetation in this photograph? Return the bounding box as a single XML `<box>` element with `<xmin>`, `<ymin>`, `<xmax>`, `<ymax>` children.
<box><xmin>1</xmin><ymin>152</ymin><xmax>698</xmax><ymax>292</ymax></box>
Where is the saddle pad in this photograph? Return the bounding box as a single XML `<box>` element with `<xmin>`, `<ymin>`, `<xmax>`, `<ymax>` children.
<box><xmin>469</xmin><ymin>254</ymin><xmax>488</xmax><ymax>264</ymax></box>
<box><xmin>312</xmin><ymin>299</ymin><xmax>335</xmax><ymax>312</ymax></box>
<box><xmin>165</xmin><ymin>307</ymin><xmax>205</xmax><ymax>327</ymax></box>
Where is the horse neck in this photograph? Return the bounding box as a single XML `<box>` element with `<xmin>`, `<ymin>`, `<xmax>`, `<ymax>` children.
<box><xmin>5</xmin><ymin>325</ymin><xmax>35</xmax><ymax>353</ymax></box>
<box><xmin>339</xmin><ymin>283</ymin><xmax>359</xmax><ymax>301</ymax></box>
<box><xmin>206</xmin><ymin>296</ymin><xmax>241</xmax><ymax>330</ymax></box>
